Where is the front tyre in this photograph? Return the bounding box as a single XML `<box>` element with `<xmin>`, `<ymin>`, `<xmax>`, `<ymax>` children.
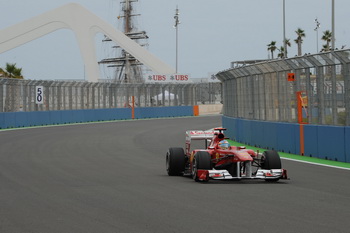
<box><xmin>166</xmin><ymin>147</ymin><xmax>185</xmax><ymax>176</ymax></box>
<box><xmin>261</xmin><ymin>150</ymin><xmax>282</xmax><ymax>182</ymax></box>
<box><xmin>261</xmin><ymin>150</ymin><xmax>282</xmax><ymax>169</ymax></box>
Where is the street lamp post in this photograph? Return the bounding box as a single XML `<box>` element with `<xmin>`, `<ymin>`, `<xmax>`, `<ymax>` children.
<box><xmin>331</xmin><ymin>0</ymin><xmax>335</xmax><ymax>50</ymax></box>
<box><xmin>174</xmin><ymin>6</ymin><xmax>180</xmax><ymax>73</ymax></box>
<box><xmin>314</xmin><ymin>18</ymin><xmax>320</xmax><ymax>53</ymax></box>
<box><xmin>283</xmin><ymin>0</ymin><xmax>287</xmax><ymax>58</ymax></box>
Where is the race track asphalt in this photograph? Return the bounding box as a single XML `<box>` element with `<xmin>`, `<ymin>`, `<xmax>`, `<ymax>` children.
<box><xmin>0</xmin><ymin>115</ymin><xmax>350</xmax><ymax>233</ymax></box>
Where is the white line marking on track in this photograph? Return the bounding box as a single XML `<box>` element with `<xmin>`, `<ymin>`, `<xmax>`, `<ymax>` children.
<box><xmin>281</xmin><ymin>157</ymin><xmax>350</xmax><ymax>171</ymax></box>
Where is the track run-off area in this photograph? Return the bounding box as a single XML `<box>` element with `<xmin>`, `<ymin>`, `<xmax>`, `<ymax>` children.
<box><xmin>1</xmin><ymin>115</ymin><xmax>350</xmax><ymax>233</ymax></box>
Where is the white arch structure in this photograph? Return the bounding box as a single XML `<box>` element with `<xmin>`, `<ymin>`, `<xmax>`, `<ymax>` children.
<box><xmin>0</xmin><ymin>3</ymin><xmax>175</xmax><ymax>82</ymax></box>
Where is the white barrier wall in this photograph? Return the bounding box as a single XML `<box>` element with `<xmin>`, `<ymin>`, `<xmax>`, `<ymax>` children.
<box><xmin>198</xmin><ymin>104</ymin><xmax>222</xmax><ymax>115</ymax></box>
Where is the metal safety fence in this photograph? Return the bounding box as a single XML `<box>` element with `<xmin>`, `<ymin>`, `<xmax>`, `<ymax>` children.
<box><xmin>0</xmin><ymin>80</ymin><xmax>222</xmax><ymax>112</ymax></box>
<box><xmin>216</xmin><ymin>49</ymin><xmax>350</xmax><ymax>126</ymax></box>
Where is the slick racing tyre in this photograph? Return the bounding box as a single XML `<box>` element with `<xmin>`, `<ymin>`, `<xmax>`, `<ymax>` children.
<box><xmin>261</xmin><ymin>150</ymin><xmax>282</xmax><ymax>169</ymax></box>
<box><xmin>261</xmin><ymin>150</ymin><xmax>282</xmax><ymax>182</ymax></box>
<box><xmin>166</xmin><ymin>147</ymin><xmax>185</xmax><ymax>176</ymax></box>
<box><xmin>192</xmin><ymin>151</ymin><xmax>211</xmax><ymax>182</ymax></box>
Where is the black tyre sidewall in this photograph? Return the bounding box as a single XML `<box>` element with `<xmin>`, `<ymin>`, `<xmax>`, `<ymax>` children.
<box><xmin>262</xmin><ymin>150</ymin><xmax>282</xmax><ymax>169</ymax></box>
<box><xmin>196</xmin><ymin>151</ymin><xmax>212</xmax><ymax>170</ymax></box>
<box><xmin>167</xmin><ymin>147</ymin><xmax>185</xmax><ymax>176</ymax></box>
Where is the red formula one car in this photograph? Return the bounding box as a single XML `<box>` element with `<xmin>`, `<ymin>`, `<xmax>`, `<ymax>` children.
<box><xmin>166</xmin><ymin>128</ymin><xmax>288</xmax><ymax>182</ymax></box>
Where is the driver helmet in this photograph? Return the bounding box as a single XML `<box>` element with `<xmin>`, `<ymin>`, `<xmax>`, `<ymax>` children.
<box><xmin>218</xmin><ymin>140</ymin><xmax>230</xmax><ymax>150</ymax></box>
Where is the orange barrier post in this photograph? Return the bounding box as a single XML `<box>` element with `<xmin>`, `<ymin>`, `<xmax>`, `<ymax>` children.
<box><xmin>193</xmin><ymin>105</ymin><xmax>199</xmax><ymax>116</ymax></box>
<box><xmin>296</xmin><ymin>91</ymin><xmax>307</xmax><ymax>155</ymax></box>
<box><xmin>297</xmin><ymin>91</ymin><xmax>303</xmax><ymax>124</ymax></box>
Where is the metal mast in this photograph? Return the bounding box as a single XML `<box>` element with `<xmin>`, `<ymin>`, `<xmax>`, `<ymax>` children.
<box><xmin>174</xmin><ymin>6</ymin><xmax>180</xmax><ymax>73</ymax></box>
<box><xmin>98</xmin><ymin>0</ymin><xmax>149</xmax><ymax>83</ymax></box>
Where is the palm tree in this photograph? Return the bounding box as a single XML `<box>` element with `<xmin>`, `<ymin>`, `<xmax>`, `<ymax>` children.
<box><xmin>0</xmin><ymin>63</ymin><xmax>23</xmax><ymax>79</ymax></box>
<box><xmin>320</xmin><ymin>44</ymin><xmax>329</xmax><ymax>52</ymax></box>
<box><xmin>284</xmin><ymin>38</ymin><xmax>291</xmax><ymax>58</ymax></box>
<box><xmin>267</xmin><ymin>41</ymin><xmax>277</xmax><ymax>59</ymax></box>
<box><xmin>294</xmin><ymin>28</ymin><xmax>306</xmax><ymax>56</ymax></box>
<box><xmin>277</xmin><ymin>46</ymin><xmax>285</xmax><ymax>58</ymax></box>
<box><xmin>321</xmin><ymin>30</ymin><xmax>332</xmax><ymax>52</ymax></box>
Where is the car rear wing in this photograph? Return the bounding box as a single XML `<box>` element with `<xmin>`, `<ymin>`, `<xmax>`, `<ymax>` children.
<box><xmin>185</xmin><ymin>130</ymin><xmax>217</xmax><ymax>142</ymax></box>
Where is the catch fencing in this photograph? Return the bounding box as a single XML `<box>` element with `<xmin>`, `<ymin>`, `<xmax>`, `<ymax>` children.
<box><xmin>216</xmin><ymin>49</ymin><xmax>350</xmax><ymax>126</ymax></box>
<box><xmin>0</xmin><ymin>79</ymin><xmax>222</xmax><ymax>112</ymax></box>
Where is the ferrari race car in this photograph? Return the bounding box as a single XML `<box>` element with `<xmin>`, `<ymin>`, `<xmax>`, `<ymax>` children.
<box><xmin>166</xmin><ymin>128</ymin><xmax>288</xmax><ymax>182</ymax></box>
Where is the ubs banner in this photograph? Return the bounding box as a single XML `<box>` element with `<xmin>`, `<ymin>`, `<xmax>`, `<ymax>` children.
<box><xmin>145</xmin><ymin>74</ymin><xmax>191</xmax><ymax>83</ymax></box>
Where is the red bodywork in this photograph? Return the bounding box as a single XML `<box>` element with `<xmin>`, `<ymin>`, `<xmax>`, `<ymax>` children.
<box><xmin>186</xmin><ymin>128</ymin><xmax>256</xmax><ymax>164</ymax></box>
<box><xmin>167</xmin><ymin>127</ymin><xmax>288</xmax><ymax>182</ymax></box>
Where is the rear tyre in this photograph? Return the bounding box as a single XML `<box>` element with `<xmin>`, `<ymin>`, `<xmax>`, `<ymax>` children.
<box><xmin>192</xmin><ymin>151</ymin><xmax>211</xmax><ymax>182</ymax></box>
<box><xmin>261</xmin><ymin>150</ymin><xmax>281</xmax><ymax>182</ymax></box>
<box><xmin>166</xmin><ymin>147</ymin><xmax>185</xmax><ymax>176</ymax></box>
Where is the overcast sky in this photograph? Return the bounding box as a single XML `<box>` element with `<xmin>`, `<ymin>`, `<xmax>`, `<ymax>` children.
<box><xmin>0</xmin><ymin>0</ymin><xmax>349</xmax><ymax>80</ymax></box>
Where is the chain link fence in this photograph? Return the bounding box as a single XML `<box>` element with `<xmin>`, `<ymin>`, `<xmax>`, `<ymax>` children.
<box><xmin>216</xmin><ymin>49</ymin><xmax>350</xmax><ymax>126</ymax></box>
<box><xmin>0</xmin><ymin>79</ymin><xmax>222</xmax><ymax>112</ymax></box>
